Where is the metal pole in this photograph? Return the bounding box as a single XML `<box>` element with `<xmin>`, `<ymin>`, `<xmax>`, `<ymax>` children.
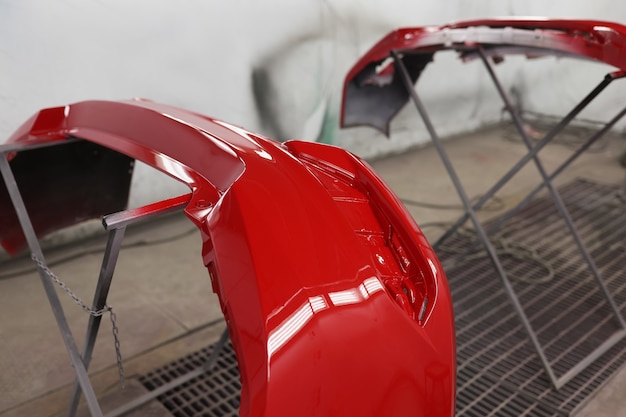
<box><xmin>391</xmin><ymin>50</ymin><xmax>559</xmax><ymax>387</ymax></box>
<box><xmin>0</xmin><ymin>153</ymin><xmax>105</xmax><ymax>417</ymax></box>
<box><xmin>67</xmin><ymin>227</ymin><xmax>127</xmax><ymax>417</ymax></box>
<box><xmin>434</xmin><ymin>70</ymin><xmax>624</xmax><ymax>249</ymax></box>
<box><xmin>66</xmin><ymin>191</ymin><xmax>191</xmax><ymax>415</ymax></box>
<box><xmin>478</xmin><ymin>47</ymin><xmax>626</xmax><ymax>332</ymax></box>
<box><xmin>485</xmin><ymin>105</ymin><xmax>626</xmax><ymax>236</ymax></box>
<box><xmin>447</xmin><ymin>104</ymin><xmax>626</xmax><ymax>264</ymax></box>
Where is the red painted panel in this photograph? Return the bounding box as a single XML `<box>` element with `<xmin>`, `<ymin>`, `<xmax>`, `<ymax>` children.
<box><xmin>341</xmin><ymin>17</ymin><xmax>626</xmax><ymax>133</ymax></box>
<box><xmin>2</xmin><ymin>99</ymin><xmax>455</xmax><ymax>416</ymax></box>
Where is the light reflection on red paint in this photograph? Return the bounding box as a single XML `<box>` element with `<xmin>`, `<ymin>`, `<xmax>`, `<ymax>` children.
<box><xmin>267</xmin><ymin>276</ymin><xmax>385</xmax><ymax>358</ymax></box>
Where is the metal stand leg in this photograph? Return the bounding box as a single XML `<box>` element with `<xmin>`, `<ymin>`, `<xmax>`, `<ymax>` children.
<box><xmin>391</xmin><ymin>50</ymin><xmax>559</xmax><ymax>386</ymax></box>
<box><xmin>393</xmin><ymin>48</ymin><xmax>626</xmax><ymax>389</ymax></box>
<box><xmin>485</xmin><ymin>105</ymin><xmax>626</xmax><ymax>236</ymax></box>
<box><xmin>0</xmin><ymin>153</ymin><xmax>105</xmax><ymax>417</ymax></box>
<box><xmin>478</xmin><ymin>48</ymin><xmax>626</xmax><ymax>333</ymax></box>
<box><xmin>447</xmin><ymin>104</ymin><xmax>626</xmax><ymax>264</ymax></box>
<box><xmin>67</xmin><ymin>227</ymin><xmax>127</xmax><ymax>417</ymax></box>
<box><xmin>65</xmin><ymin>193</ymin><xmax>191</xmax><ymax>415</ymax></box>
<box><xmin>1</xmin><ymin>138</ymin><xmax>207</xmax><ymax>415</ymax></box>
<box><xmin>434</xmin><ymin>70</ymin><xmax>625</xmax><ymax>249</ymax></box>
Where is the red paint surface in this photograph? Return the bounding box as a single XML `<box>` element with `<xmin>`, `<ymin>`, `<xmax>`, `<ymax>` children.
<box><xmin>3</xmin><ymin>99</ymin><xmax>455</xmax><ymax>416</ymax></box>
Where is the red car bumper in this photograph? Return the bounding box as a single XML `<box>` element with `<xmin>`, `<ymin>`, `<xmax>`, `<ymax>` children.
<box><xmin>0</xmin><ymin>99</ymin><xmax>455</xmax><ymax>416</ymax></box>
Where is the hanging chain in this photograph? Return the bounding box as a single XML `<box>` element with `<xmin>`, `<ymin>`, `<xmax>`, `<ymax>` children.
<box><xmin>31</xmin><ymin>254</ymin><xmax>125</xmax><ymax>388</ymax></box>
<box><xmin>108</xmin><ymin>308</ymin><xmax>125</xmax><ymax>386</ymax></box>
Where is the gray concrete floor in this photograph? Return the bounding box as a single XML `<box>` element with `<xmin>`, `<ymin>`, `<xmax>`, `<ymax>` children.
<box><xmin>0</xmin><ymin>123</ymin><xmax>625</xmax><ymax>416</ymax></box>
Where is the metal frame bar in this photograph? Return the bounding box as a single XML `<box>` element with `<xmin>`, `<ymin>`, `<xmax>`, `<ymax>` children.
<box><xmin>66</xmin><ymin>193</ymin><xmax>192</xmax><ymax>417</ymax></box>
<box><xmin>392</xmin><ymin>49</ymin><xmax>626</xmax><ymax>389</ymax></box>
<box><xmin>482</xmin><ymin>104</ymin><xmax>626</xmax><ymax>242</ymax></box>
<box><xmin>66</xmin><ymin>227</ymin><xmax>126</xmax><ymax>417</ymax></box>
<box><xmin>0</xmin><ymin>152</ymin><xmax>105</xmax><ymax>417</ymax></box>
<box><xmin>433</xmin><ymin>70</ymin><xmax>626</xmax><ymax>249</ymax></box>
<box><xmin>0</xmin><ymin>139</ymin><xmax>207</xmax><ymax>416</ymax></box>
<box><xmin>442</xmin><ymin>104</ymin><xmax>626</xmax><ymax>270</ymax></box>
<box><xmin>102</xmin><ymin>193</ymin><xmax>191</xmax><ymax>231</ymax></box>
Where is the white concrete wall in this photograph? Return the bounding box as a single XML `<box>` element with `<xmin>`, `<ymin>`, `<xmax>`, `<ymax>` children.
<box><xmin>1</xmin><ymin>0</ymin><xmax>626</xmax><ymax>208</ymax></box>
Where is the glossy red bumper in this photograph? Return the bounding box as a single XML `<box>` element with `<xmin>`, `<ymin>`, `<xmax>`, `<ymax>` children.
<box><xmin>1</xmin><ymin>99</ymin><xmax>455</xmax><ymax>416</ymax></box>
<box><xmin>341</xmin><ymin>17</ymin><xmax>626</xmax><ymax>135</ymax></box>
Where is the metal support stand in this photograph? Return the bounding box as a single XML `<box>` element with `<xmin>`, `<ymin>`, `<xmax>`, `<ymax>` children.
<box><xmin>482</xmin><ymin>104</ymin><xmax>626</xmax><ymax>238</ymax></box>
<box><xmin>66</xmin><ymin>227</ymin><xmax>126</xmax><ymax>417</ymax></box>
<box><xmin>65</xmin><ymin>193</ymin><xmax>192</xmax><ymax>417</ymax></box>
<box><xmin>0</xmin><ymin>139</ymin><xmax>224</xmax><ymax>416</ymax></box>
<box><xmin>0</xmin><ymin>150</ymin><xmax>105</xmax><ymax>417</ymax></box>
<box><xmin>433</xmin><ymin>70</ymin><xmax>626</xmax><ymax>249</ymax></box>
<box><xmin>392</xmin><ymin>49</ymin><xmax>626</xmax><ymax>389</ymax></box>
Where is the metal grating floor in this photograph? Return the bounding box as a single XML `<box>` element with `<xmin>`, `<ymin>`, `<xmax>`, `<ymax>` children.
<box><xmin>139</xmin><ymin>340</ymin><xmax>240</xmax><ymax>417</ymax></box>
<box><xmin>442</xmin><ymin>178</ymin><xmax>626</xmax><ymax>416</ymax></box>
<box><xmin>139</xmin><ymin>179</ymin><xmax>626</xmax><ymax>416</ymax></box>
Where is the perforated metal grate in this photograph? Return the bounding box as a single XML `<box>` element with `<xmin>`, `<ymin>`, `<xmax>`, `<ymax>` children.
<box><xmin>139</xmin><ymin>179</ymin><xmax>626</xmax><ymax>416</ymax></box>
<box><xmin>443</xmin><ymin>178</ymin><xmax>626</xmax><ymax>416</ymax></box>
<box><xmin>139</xmin><ymin>340</ymin><xmax>241</xmax><ymax>417</ymax></box>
